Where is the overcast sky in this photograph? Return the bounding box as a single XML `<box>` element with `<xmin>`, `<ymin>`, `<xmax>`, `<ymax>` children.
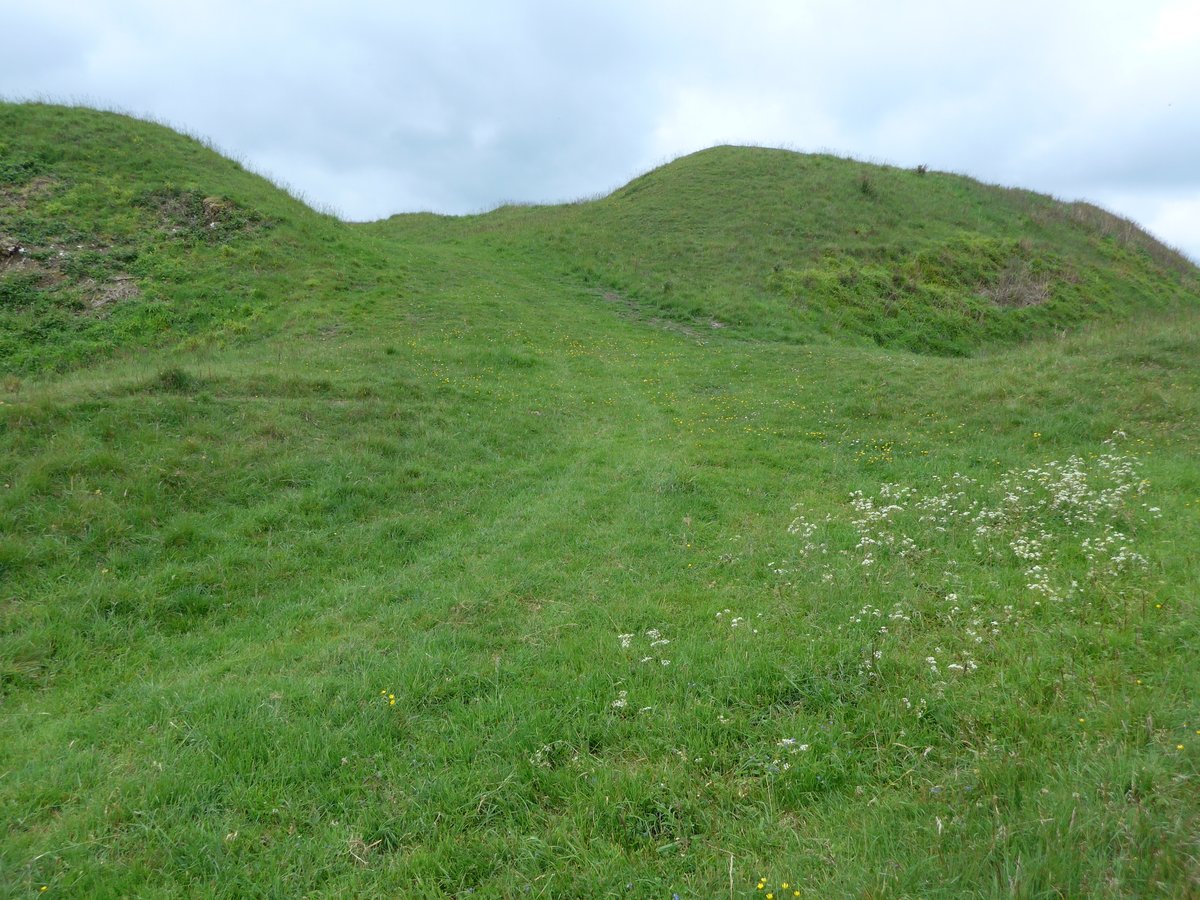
<box><xmin>3</xmin><ymin>1</ymin><xmax>1198</xmax><ymax>260</ymax></box>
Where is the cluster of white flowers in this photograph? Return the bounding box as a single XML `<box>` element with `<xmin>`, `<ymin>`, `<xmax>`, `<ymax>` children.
<box><xmin>1081</xmin><ymin>525</ymin><xmax>1148</xmax><ymax>578</ymax></box>
<box><xmin>786</xmin><ymin>515</ymin><xmax>818</xmax><ymax>540</ymax></box>
<box><xmin>611</xmin><ymin>628</ymin><xmax>676</xmax><ymax>714</ymax></box>
<box><xmin>857</xmin><ymin>645</ymin><xmax>886</xmax><ymax>677</ymax></box>
<box><xmin>777</xmin><ymin>738</ymin><xmax>810</xmax><ymax>753</ymax></box>
<box><xmin>617</xmin><ymin>628</ymin><xmax>672</xmax><ymax>665</ymax></box>
<box><xmin>751</xmin><ymin>740</ymin><xmax>811</xmax><ymax>776</ymax></box>
<box><xmin>848</xmin><ymin>489</ymin><xmax>911</xmax><ymax>568</ymax></box>
<box><xmin>842</xmin><ymin>603</ymin><xmax>910</xmax><ymax>634</ymax></box>
<box><xmin>1010</xmin><ymin>532</ymin><xmax>1050</xmax><ymax>562</ymax></box>
<box><xmin>1025</xmin><ymin>564</ymin><xmax>1072</xmax><ymax>603</ymax></box>
<box><xmin>846</xmin><ymin>603</ymin><xmax>883</xmax><ymax>626</ymax></box>
<box><xmin>715</xmin><ymin>609</ymin><xmax>760</xmax><ymax>632</ymax></box>
<box><xmin>832</xmin><ymin>433</ymin><xmax>1153</xmax><ymax>608</ymax></box>
<box><xmin>901</xmin><ymin>696</ymin><xmax>929</xmax><ymax>717</ymax></box>
<box><xmin>529</xmin><ymin>741</ymin><xmax>571</xmax><ymax>768</ymax></box>
<box><xmin>917</xmin><ymin>472</ymin><xmax>979</xmax><ymax>533</ymax></box>
<box><xmin>925</xmin><ymin>647</ymin><xmax>979</xmax><ymax>678</ymax></box>
<box><xmin>784</xmin><ymin>431</ymin><xmax>1157</xmax><ymax>698</ymax></box>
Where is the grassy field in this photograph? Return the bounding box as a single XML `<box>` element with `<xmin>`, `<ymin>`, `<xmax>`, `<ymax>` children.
<box><xmin>2</xmin><ymin>103</ymin><xmax>1199</xmax><ymax>897</ymax></box>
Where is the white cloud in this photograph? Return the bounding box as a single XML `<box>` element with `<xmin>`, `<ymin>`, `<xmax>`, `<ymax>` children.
<box><xmin>1147</xmin><ymin>194</ymin><xmax>1200</xmax><ymax>263</ymax></box>
<box><xmin>1150</xmin><ymin>1</ymin><xmax>1200</xmax><ymax>47</ymax></box>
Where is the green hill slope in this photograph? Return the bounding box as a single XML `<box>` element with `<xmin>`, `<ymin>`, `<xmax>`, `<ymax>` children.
<box><xmin>376</xmin><ymin>145</ymin><xmax>1198</xmax><ymax>354</ymax></box>
<box><xmin>6</xmin><ymin>105</ymin><xmax>1198</xmax><ymax>375</ymax></box>
<box><xmin>2</xmin><ymin>104</ymin><xmax>1199</xmax><ymax>896</ymax></box>
<box><xmin>0</xmin><ymin>103</ymin><xmax>351</xmax><ymax>374</ymax></box>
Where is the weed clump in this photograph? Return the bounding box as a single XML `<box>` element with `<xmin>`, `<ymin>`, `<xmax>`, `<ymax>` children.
<box><xmin>983</xmin><ymin>258</ymin><xmax>1052</xmax><ymax>308</ymax></box>
<box><xmin>150</xmin><ymin>366</ymin><xmax>198</xmax><ymax>393</ymax></box>
<box><xmin>0</xmin><ymin>271</ymin><xmax>42</xmax><ymax>309</ymax></box>
<box><xmin>0</xmin><ymin>154</ymin><xmax>46</xmax><ymax>185</ymax></box>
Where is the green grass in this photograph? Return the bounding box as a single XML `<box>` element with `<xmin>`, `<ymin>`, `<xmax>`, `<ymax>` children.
<box><xmin>2</xmin><ymin>102</ymin><xmax>1199</xmax><ymax>897</ymax></box>
<box><xmin>371</xmin><ymin>146</ymin><xmax>1196</xmax><ymax>356</ymax></box>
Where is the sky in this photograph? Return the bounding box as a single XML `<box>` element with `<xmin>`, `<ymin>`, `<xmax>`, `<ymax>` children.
<box><xmin>3</xmin><ymin>1</ymin><xmax>1199</xmax><ymax>261</ymax></box>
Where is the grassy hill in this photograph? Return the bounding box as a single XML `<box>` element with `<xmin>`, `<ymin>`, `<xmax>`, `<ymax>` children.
<box><xmin>2</xmin><ymin>103</ymin><xmax>1199</xmax><ymax>896</ymax></box>
<box><xmin>374</xmin><ymin>145</ymin><xmax>1197</xmax><ymax>354</ymax></box>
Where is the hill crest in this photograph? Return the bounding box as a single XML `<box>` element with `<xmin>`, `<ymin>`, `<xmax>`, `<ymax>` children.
<box><xmin>2</xmin><ymin>103</ymin><xmax>1198</xmax><ymax>372</ymax></box>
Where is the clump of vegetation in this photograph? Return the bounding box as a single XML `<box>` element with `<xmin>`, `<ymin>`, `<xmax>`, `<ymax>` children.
<box><xmin>148</xmin><ymin>366</ymin><xmax>199</xmax><ymax>393</ymax></box>
<box><xmin>0</xmin><ymin>270</ymin><xmax>43</xmax><ymax>308</ymax></box>
<box><xmin>0</xmin><ymin>152</ymin><xmax>46</xmax><ymax>185</ymax></box>
<box><xmin>983</xmin><ymin>257</ymin><xmax>1052</xmax><ymax>307</ymax></box>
